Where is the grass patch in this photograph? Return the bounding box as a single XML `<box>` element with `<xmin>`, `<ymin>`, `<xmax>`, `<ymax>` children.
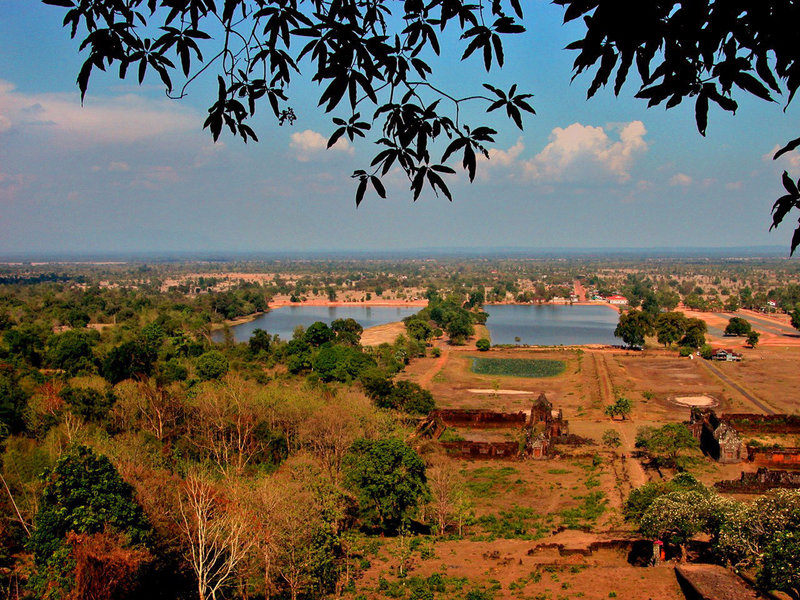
<box><xmin>463</xmin><ymin>466</ymin><xmax>521</xmax><ymax>498</ymax></box>
<box><xmin>476</xmin><ymin>505</ymin><xmax>550</xmax><ymax>540</ymax></box>
<box><xmin>470</xmin><ymin>358</ymin><xmax>566</xmax><ymax>378</ymax></box>
<box><xmin>559</xmin><ymin>492</ymin><xmax>607</xmax><ymax>529</ymax></box>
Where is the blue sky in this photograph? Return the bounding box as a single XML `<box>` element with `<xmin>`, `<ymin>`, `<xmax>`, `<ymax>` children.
<box><xmin>1</xmin><ymin>0</ymin><xmax>799</xmax><ymax>255</ymax></box>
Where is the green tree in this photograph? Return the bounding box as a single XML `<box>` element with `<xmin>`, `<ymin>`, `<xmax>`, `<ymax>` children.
<box><xmin>604</xmin><ymin>396</ymin><xmax>633</xmax><ymax>420</ymax></box>
<box><xmin>0</xmin><ymin>372</ymin><xmax>28</xmax><ymax>438</ymax></box>
<box><xmin>475</xmin><ymin>338</ymin><xmax>490</xmax><ymax>351</ymax></box>
<box><xmin>725</xmin><ymin>317</ymin><xmax>752</xmax><ymax>336</ymax></box>
<box><xmin>759</xmin><ymin>531</ymin><xmax>800</xmax><ymax>600</ymax></box>
<box><xmin>61</xmin><ymin>386</ymin><xmax>115</xmax><ymax>422</ymax></box>
<box><xmin>102</xmin><ymin>340</ymin><xmax>157</xmax><ymax>384</ymax></box>
<box><xmin>614</xmin><ymin>310</ymin><xmax>653</xmax><ymax>348</ymax></box>
<box><xmin>655</xmin><ymin>312</ymin><xmax>687</xmax><ymax>347</ymax></box>
<box><xmin>791</xmin><ymin>305</ymin><xmax>800</xmax><ymax>331</ymax></box>
<box><xmin>358</xmin><ymin>367</ymin><xmax>394</xmax><ymax>402</ymax></box>
<box><xmin>635</xmin><ymin>424</ymin><xmax>698</xmax><ymax>465</ymax></box>
<box><xmin>46</xmin><ymin>329</ymin><xmax>99</xmax><ymax>375</ymax></box>
<box><xmin>679</xmin><ymin>318</ymin><xmax>708</xmax><ymax>349</ymax></box>
<box><xmin>406</xmin><ymin>318</ymin><xmax>433</xmax><ymax>343</ymax></box>
<box><xmin>248</xmin><ymin>328</ymin><xmax>271</xmax><ymax>354</ymax></box>
<box><xmin>304</xmin><ymin>322</ymin><xmax>335</xmax><ymax>347</ymax></box>
<box><xmin>331</xmin><ymin>318</ymin><xmax>364</xmax><ymax>346</ymax></box>
<box><xmin>313</xmin><ymin>344</ymin><xmax>376</xmax><ymax>382</ymax></box>
<box><xmin>196</xmin><ymin>350</ymin><xmax>229</xmax><ymax>380</ymax></box>
<box><xmin>624</xmin><ymin>473</ymin><xmax>707</xmax><ymax>523</ymax></box>
<box><xmin>639</xmin><ymin>491</ymin><xmax>715</xmax><ymax>562</ymax></box>
<box><xmin>387</xmin><ymin>381</ymin><xmax>435</xmax><ymax>415</ymax></box>
<box><xmin>747</xmin><ymin>330</ymin><xmax>761</xmax><ymax>348</ymax></box>
<box><xmin>445</xmin><ymin>312</ymin><xmax>474</xmax><ymax>345</ymax></box>
<box><xmin>30</xmin><ymin>445</ymin><xmax>151</xmax><ymax>597</ymax></box>
<box><xmin>343</xmin><ymin>438</ymin><xmax>429</xmax><ymax>532</ymax></box>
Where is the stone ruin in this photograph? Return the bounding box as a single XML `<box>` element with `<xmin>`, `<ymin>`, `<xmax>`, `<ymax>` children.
<box><xmin>689</xmin><ymin>408</ymin><xmax>800</xmax><ymax>467</ymax></box>
<box><xmin>413</xmin><ymin>392</ymin><xmax>570</xmax><ymax>460</ymax></box>
<box><xmin>689</xmin><ymin>408</ymin><xmax>800</xmax><ymax>492</ymax></box>
<box><xmin>688</xmin><ymin>408</ymin><xmax>748</xmax><ymax>463</ymax></box>
<box><xmin>715</xmin><ymin>467</ymin><xmax>800</xmax><ymax>493</ymax></box>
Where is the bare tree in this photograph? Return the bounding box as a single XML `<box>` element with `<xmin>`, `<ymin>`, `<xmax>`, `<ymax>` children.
<box><xmin>178</xmin><ymin>471</ymin><xmax>255</xmax><ymax>600</ymax></box>
<box><xmin>190</xmin><ymin>376</ymin><xmax>268</xmax><ymax>475</ymax></box>
<box><xmin>427</xmin><ymin>459</ymin><xmax>466</xmax><ymax>536</ymax></box>
<box><xmin>298</xmin><ymin>403</ymin><xmax>359</xmax><ymax>479</ymax></box>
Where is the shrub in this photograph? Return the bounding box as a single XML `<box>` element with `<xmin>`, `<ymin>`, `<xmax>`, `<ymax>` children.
<box><xmin>476</xmin><ymin>338</ymin><xmax>491</xmax><ymax>351</ymax></box>
<box><xmin>196</xmin><ymin>350</ymin><xmax>229</xmax><ymax>380</ymax></box>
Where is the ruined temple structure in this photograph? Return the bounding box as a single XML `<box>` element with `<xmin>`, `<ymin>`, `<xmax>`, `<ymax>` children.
<box><xmin>413</xmin><ymin>393</ymin><xmax>569</xmax><ymax>460</ymax></box>
<box><xmin>715</xmin><ymin>467</ymin><xmax>800</xmax><ymax>493</ymax></box>
<box><xmin>529</xmin><ymin>392</ymin><xmax>569</xmax><ymax>438</ymax></box>
<box><xmin>688</xmin><ymin>408</ymin><xmax>747</xmax><ymax>463</ymax></box>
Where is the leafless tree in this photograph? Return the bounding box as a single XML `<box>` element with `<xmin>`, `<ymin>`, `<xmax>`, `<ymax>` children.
<box><xmin>178</xmin><ymin>471</ymin><xmax>255</xmax><ymax>600</ymax></box>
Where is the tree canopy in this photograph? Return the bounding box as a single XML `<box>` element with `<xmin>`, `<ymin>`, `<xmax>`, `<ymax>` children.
<box><xmin>40</xmin><ymin>0</ymin><xmax>800</xmax><ymax>250</ymax></box>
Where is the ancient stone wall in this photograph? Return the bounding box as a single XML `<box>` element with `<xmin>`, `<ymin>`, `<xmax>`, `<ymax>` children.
<box><xmin>721</xmin><ymin>414</ymin><xmax>800</xmax><ymax>434</ymax></box>
<box><xmin>747</xmin><ymin>447</ymin><xmax>800</xmax><ymax>468</ymax></box>
<box><xmin>438</xmin><ymin>441</ymin><xmax>520</xmax><ymax>459</ymax></box>
<box><xmin>431</xmin><ymin>409</ymin><xmax>528</xmax><ymax>428</ymax></box>
<box><xmin>715</xmin><ymin>467</ymin><xmax>800</xmax><ymax>493</ymax></box>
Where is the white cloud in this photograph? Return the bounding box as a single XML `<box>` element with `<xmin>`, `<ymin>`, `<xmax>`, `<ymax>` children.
<box><xmin>487</xmin><ymin>138</ymin><xmax>525</xmax><ymax>167</ymax></box>
<box><xmin>289</xmin><ymin>129</ymin><xmax>353</xmax><ymax>162</ymax></box>
<box><xmin>525</xmin><ymin>121</ymin><xmax>647</xmax><ymax>183</ymax></box>
<box><xmin>108</xmin><ymin>161</ymin><xmax>130</xmax><ymax>172</ymax></box>
<box><xmin>726</xmin><ymin>181</ymin><xmax>743</xmax><ymax>191</ymax></box>
<box><xmin>0</xmin><ymin>79</ymin><xmax>197</xmax><ymax>146</ymax></box>
<box><xmin>669</xmin><ymin>173</ymin><xmax>693</xmax><ymax>187</ymax></box>
<box><xmin>478</xmin><ymin>121</ymin><xmax>647</xmax><ymax>184</ymax></box>
<box><xmin>131</xmin><ymin>166</ymin><xmax>180</xmax><ymax>189</ymax></box>
<box><xmin>764</xmin><ymin>143</ymin><xmax>800</xmax><ymax>170</ymax></box>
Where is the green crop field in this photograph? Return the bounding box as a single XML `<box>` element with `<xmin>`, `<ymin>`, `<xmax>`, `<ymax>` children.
<box><xmin>470</xmin><ymin>357</ymin><xmax>566</xmax><ymax>378</ymax></box>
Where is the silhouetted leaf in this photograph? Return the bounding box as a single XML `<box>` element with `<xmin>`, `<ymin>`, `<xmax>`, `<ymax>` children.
<box><xmin>783</xmin><ymin>171</ymin><xmax>798</xmax><ymax>196</ymax></box>
<box><xmin>774</xmin><ymin>137</ymin><xmax>800</xmax><ymax>161</ymax></box>
<box><xmin>695</xmin><ymin>91</ymin><xmax>708</xmax><ymax>136</ymax></box>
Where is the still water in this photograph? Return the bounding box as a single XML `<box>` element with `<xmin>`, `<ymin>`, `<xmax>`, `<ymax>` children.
<box><xmin>214</xmin><ymin>305</ymin><xmax>421</xmax><ymax>343</ymax></box>
<box><xmin>484</xmin><ymin>304</ymin><xmax>619</xmax><ymax>346</ymax></box>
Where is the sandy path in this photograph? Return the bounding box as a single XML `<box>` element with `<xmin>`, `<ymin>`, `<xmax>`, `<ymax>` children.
<box><xmin>615</xmin><ymin>421</ymin><xmax>648</xmax><ymax>489</ymax></box>
<box><xmin>419</xmin><ymin>346</ymin><xmax>449</xmax><ymax>388</ymax></box>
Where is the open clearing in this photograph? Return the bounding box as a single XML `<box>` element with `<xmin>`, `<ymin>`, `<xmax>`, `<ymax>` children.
<box><xmin>673</xmin><ymin>394</ymin><xmax>717</xmax><ymax>407</ymax></box>
<box><xmin>467</xmin><ymin>389</ymin><xmax>535</xmax><ymax>395</ymax></box>
<box><xmin>373</xmin><ymin>340</ymin><xmax>800</xmax><ymax>600</ymax></box>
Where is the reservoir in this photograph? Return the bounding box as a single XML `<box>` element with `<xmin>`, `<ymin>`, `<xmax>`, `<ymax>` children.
<box><xmin>214</xmin><ymin>305</ymin><xmax>421</xmax><ymax>343</ymax></box>
<box><xmin>217</xmin><ymin>303</ymin><xmax>619</xmax><ymax>346</ymax></box>
<box><xmin>484</xmin><ymin>304</ymin><xmax>619</xmax><ymax>346</ymax></box>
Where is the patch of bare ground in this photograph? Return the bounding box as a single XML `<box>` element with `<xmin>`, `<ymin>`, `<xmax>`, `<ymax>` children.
<box><xmin>353</xmin><ymin>536</ymin><xmax>685</xmax><ymax>600</ymax></box>
<box><xmin>702</xmin><ymin>345</ymin><xmax>800</xmax><ymax>414</ymax></box>
<box><xmin>360</xmin><ymin>321</ymin><xmax>407</xmax><ymax>346</ymax></box>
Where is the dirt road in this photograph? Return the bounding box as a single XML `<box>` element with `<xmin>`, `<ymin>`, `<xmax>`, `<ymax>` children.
<box><xmin>419</xmin><ymin>346</ymin><xmax>449</xmax><ymax>387</ymax></box>
<box><xmin>699</xmin><ymin>359</ymin><xmax>776</xmax><ymax>415</ymax></box>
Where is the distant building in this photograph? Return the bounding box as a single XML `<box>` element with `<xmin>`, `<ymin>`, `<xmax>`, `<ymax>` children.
<box><xmin>711</xmin><ymin>349</ymin><xmax>743</xmax><ymax>362</ymax></box>
<box><xmin>605</xmin><ymin>295</ymin><xmax>628</xmax><ymax>305</ymax></box>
